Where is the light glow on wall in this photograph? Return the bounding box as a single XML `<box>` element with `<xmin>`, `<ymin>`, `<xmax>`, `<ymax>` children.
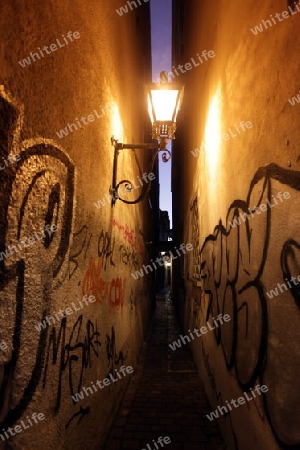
<box><xmin>204</xmin><ymin>84</ymin><xmax>223</xmax><ymax>194</ymax></box>
<box><xmin>110</xmin><ymin>101</ymin><xmax>124</xmax><ymax>142</ymax></box>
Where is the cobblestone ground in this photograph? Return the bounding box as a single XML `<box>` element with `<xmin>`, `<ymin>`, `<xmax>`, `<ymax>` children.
<box><xmin>104</xmin><ymin>287</ymin><xmax>225</xmax><ymax>450</ymax></box>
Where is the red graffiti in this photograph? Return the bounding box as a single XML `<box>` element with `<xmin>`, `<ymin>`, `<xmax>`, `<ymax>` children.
<box><xmin>112</xmin><ymin>219</ymin><xmax>144</xmax><ymax>254</ymax></box>
<box><xmin>82</xmin><ymin>257</ymin><xmax>125</xmax><ymax>308</ymax></box>
<box><xmin>109</xmin><ymin>278</ymin><xmax>124</xmax><ymax>307</ymax></box>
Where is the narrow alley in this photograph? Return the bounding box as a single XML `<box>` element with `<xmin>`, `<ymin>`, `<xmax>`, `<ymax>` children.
<box><xmin>105</xmin><ymin>287</ymin><xmax>224</xmax><ymax>449</ymax></box>
<box><xmin>0</xmin><ymin>0</ymin><xmax>300</xmax><ymax>449</ymax></box>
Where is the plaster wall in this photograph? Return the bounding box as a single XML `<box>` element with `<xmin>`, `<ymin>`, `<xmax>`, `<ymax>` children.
<box><xmin>172</xmin><ymin>1</ymin><xmax>300</xmax><ymax>449</ymax></box>
<box><xmin>0</xmin><ymin>1</ymin><xmax>154</xmax><ymax>449</ymax></box>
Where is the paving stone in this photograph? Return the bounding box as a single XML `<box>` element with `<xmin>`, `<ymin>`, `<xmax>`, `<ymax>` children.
<box><xmin>167</xmin><ymin>443</ymin><xmax>183</xmax><ymax>450</ymax></box>
<box><xmin>206</xmin><ymin>445</ymin><xmax>227</xmax><ymax>450</ymax></box>
<box><xmin>134</xmin><ymin>432</ymin><xmax>158</xmax><ymax>440</ymax></box>
<box><xmin>127</xmin><ymin>417</ymin><xmax>145</xmax><ymax>424</ymax></box>
<box><xmin>104</xmin><ymin>288</ymin><xmax>224</xmax><ymax>449</ymax></box>
<box><xmin>125</xmin><ymin>424</ymin><xmax>137</xmax><ymax>431</ymax></box>
<box><xmin>114</xmin><ymin>418</ymin><xmax>127</xmax><ymax>427</ymax></box>
<box><xmin>105</xmin><ymin>439</ymin><xmax>122</xmax><ymax>450</ymax></box>
<box><xmin>123</xmin><ymin>432</ymin><xmax>135</xmax><ymax>440</ymax></box>
<box><xmin>184</xmin><ymin>443</ymin><xmax>206</xmax><ymax>450</ymax></box>
<box><xmin>111</xmin><ymin>428</ymin><xmax>124</xmax><ymax>439</ymax></box>
<box><xmin>121</xmin><ymin>441</ymin><xmax>141</xmax><ymax>449</ymax></box>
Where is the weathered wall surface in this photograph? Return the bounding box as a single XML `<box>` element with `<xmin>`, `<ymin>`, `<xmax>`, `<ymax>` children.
<box><xmin>172</xmin><ymin>1</ymin><xmax>300</xmax><ymax>449</ymax></box>
<box><xmin>0</xmin><ymin>1</ymin><xmax>154</xmax><ymax>449</ymax></box>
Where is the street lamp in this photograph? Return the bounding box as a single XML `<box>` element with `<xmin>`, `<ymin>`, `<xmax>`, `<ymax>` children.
<box><xmin>110</xmin><ymin>73</ymin><xmax>184</xmax><ymax>204</ymax></box>
<box><xmin>147</xmin><ymin>80</ymin><xmax>184</xmax><ymax>148</ymax></box>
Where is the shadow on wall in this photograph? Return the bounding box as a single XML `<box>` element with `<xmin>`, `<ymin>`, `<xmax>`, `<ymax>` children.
<box><xmin>191</xmin><ymin>163</ymin><xmax>300</xmax><ymax>448</ymax></box>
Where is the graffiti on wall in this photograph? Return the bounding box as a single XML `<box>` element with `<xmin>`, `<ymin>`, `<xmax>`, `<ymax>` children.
<box><xmin>201</xmin><ymin>341</ymin><xmax>239</xmax><ymax>450</ymax></box>
<box><xmin>194</xmin><ymin>163</ymin><xmax>300</xmax><ymax>448</ymax></box>
<box><xmin>77</xmin><ymin>223</ymin><xmax>143</xmax><ymax>306</ymax></box>
<box><xmin>42</xmin><ymin>314</ymin><xmax>101</xmax><ymax>411</ymax></box>
<box><xmin>61</xmin><ymin>225</ymin><xmax>93</xmax><ymax>282</ymax></box>
<box><xmin>0</xmin><ymin>87</ymin><xmax>132</xmax><ymax>434</ymax></box>
<box><xmin>112</xmin><ymin>218</ymin><xmax>144</xmax><ymax>255</ymax></box>
<box><xmin>56</xmin><ymin>222</ymin><xmax>141</xmax><ymax>288</ymax></box>
<box><xmin>190</xmin><ymin>197</ymin><xmax>201</xmax><ymax>281</ymax></box>
<box><xmin>0</xmin><ymin>86</ymin><xmax>75</xmax><ymax>430</ymax></box>
<box><xmin>82</xmin><ymin>257</ymin><xmax>125</xmax><ymax>307</ymax></box>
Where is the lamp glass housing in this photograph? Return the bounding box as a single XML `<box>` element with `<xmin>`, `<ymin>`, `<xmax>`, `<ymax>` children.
<box><xmin>148</xmin><ymin>90</ymin><xmax>180</xmax><ymax>122</ymax></box>
<box><xmin>146</xmin><ymin>82</ymin><xmax>184</xmax><ymax>142</ymax></box>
